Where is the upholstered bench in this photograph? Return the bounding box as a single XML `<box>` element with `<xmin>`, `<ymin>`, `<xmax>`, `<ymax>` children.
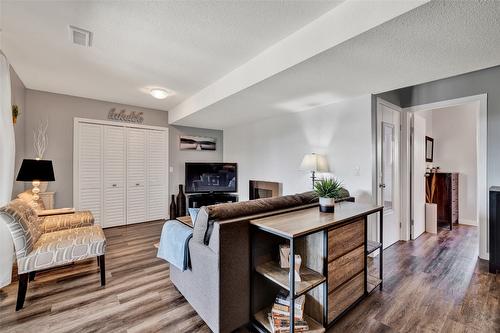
<box><xmin>0</xmin><ymin>199</ymin><xmax>106</xmax><ymax>311</ymax></box>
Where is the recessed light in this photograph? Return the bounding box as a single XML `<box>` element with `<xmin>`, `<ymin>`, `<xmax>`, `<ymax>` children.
<box><xmin>150</xmin><ymin>88</ymin><xmax>169</xmax><ymax>99</ymax></box>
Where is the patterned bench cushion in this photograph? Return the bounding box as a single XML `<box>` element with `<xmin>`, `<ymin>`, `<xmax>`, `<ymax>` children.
<box><xmin>41</xmin><ymin>211</ymin><xmax>94</xmax><ymax>233</ymax></box>
<box><xmin>17</xmin><ymin>225</ymin><xmax>106</xmax><ymax>274</ymax></box>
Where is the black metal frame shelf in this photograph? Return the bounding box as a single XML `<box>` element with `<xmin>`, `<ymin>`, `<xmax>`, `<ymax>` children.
<box><xmin>251</xmin><ymin>204</ymin><xmax>384</xmax><ymax>333</ymax></box>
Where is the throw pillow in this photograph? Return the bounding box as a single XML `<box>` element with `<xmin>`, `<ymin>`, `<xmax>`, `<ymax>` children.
<box><xmin>188</xmin><ymin>208</ymin><xmax>200</xmax><ymax>225</ymax></box>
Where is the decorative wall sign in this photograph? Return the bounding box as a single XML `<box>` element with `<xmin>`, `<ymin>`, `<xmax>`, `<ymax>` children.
<box><xmin>108</xmin><ymin>108</ymin><xmax>144</xmax><ymax>124</ymax></box>
<box><xmin>179</xmin><ymin>135</ymin><xmax>216</xmax><ymax>151</ymax></box>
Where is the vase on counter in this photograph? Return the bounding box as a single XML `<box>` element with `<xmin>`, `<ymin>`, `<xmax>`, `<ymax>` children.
<box><xmin>169</xmin><ymin>195</ymin><xmax>177</xmax><ymax>220</ymax></box>
<box><xmin>176</xmin><ymin>184</ymin><xmax>186</xmax><ymax>217</ymax></box>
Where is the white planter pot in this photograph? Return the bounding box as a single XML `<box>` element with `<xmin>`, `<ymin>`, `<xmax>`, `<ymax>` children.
<box><xmin>319</xmin><ymin>197</ymin><xmax>335</xmax><ymax>213</ymax></box>
<box><xmin>425</xmin><ymin>203</ymin><xmax>437</xmax><ymax>234</ymax></box>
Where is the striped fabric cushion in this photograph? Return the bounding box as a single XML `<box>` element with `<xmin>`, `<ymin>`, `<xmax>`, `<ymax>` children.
<box><xmin>17</xmin><ymin>225</ymin><xmax>106</xmax><ymax>274</ymax></box>
<box><xmin>0</xmin><ymin>199</ymin><xmax>42</xmax><ymax>258</ymax></box>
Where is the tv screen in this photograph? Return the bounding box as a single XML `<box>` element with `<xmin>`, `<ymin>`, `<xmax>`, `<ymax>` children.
<box><xmin>185</xmin><ymin>163</ymin><xmax>237</xmax><ymax>193</ymax></box>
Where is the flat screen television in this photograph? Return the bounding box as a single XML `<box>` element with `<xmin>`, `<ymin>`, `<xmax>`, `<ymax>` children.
<box><xmin>185</xmin><ymin>162</ymin><xmax>237</xmax><ymax>193</ymax></box>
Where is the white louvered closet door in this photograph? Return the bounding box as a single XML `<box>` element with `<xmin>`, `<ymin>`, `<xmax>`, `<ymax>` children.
<box><xmin>127</xmin><ymin>128</ymin><xmax>147</xmax><ymax>224</ymax></box>
<box><xmin>77</xmin><ymin>123</ymin><xmax>103</xmax><ymax>225</ymax></box>
<box><xmin>103</xmin><ymin>126</ymin><xmax>126</xmax><ymax>227</ymax></box>
<box><xmin>147</xmin><ymin>130</ymin><xmax>168</xmax><ymax>221</ymax></box>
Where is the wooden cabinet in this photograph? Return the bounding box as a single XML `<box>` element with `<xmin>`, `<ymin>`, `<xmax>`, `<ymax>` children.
<box><xmin>427</xmin><ymin>172</ymin><xmax>459</xmax><ymax>230</ymax></box>
<box><xmin>250</xmin><ymin>203</ymin><xmax>384</xmax><ymax>331</ymax></box>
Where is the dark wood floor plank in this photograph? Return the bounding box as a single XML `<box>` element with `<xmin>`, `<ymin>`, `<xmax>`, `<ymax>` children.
<box><xmin>0</xmin><ymin>221</ymin><xmax>497</xmax><ymax>333</ymax></box>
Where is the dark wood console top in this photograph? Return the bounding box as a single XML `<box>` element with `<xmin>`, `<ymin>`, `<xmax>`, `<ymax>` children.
<box><xmin>250</xmin><ymin>202</ymin><xmax>382</xmax><ymax>239</ymax></box>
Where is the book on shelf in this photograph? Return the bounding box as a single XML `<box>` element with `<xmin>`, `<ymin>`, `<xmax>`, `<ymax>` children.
<box><xmin>275</xmin><ymin>290</ymin><xmax>306</xmax><ymax>310</ymax></box>
<box><xmin>268</xmin><ymin>289</ymin><xmax>309</xmax><ymax>332</ymax></box>
<box><xmin>267</xmin><ymin>314</ymin><xmax>309</xmax><ymax>333</ymax></box>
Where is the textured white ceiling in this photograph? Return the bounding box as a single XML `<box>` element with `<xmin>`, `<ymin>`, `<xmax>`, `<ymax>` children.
<box><xmin>174</xmin><ymin>0</ymin><xmax>500</xmax><ymax>129</ymax></box>
<box><xmin>0</xmin><ymin>0</ymin><xmax>342</xmax><ymax>110</ymax></box>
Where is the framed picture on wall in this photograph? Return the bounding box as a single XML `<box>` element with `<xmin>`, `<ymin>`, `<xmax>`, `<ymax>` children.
<box><xmin>426</xmin><ymin>136</ymin><xmax>434</xmax><ymax>162</ymax></box>
<box><xmin>179</xmin><ymin>135</ymin><xmax>216</xmax><ymax>151</ymax></box>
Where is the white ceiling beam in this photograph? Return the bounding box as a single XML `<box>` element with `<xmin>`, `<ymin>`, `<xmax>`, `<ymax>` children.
<box><xmin>168</xmin><ymin>0</ymin><xmax>430</xmax><ymax>124</ymax></box>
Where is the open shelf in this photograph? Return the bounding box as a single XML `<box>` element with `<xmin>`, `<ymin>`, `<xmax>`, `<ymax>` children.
<box><xmin>366</xmin><ymin>240</ymin><xmax>382</xmax><ymax>255</ymax></box>
<box><xmin>367</xmin><ymin>274</ymin><xmax>382</xmax><ymax>293</ymax></box>
<box><xmin>256</xmin><ymin>261</ymin><xmax>326</xmax><ymax>297</ymax></box>
<box><xmin>254</xmin><ymin>307</ymin><xmax>325</xmax><ymax>333</ymax></box>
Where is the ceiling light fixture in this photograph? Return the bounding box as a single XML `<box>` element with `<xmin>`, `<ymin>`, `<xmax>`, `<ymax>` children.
<box><xmin>150</xmin><ymin>88</ymin><xmax>169</xmax><ymax>99</ymax></box>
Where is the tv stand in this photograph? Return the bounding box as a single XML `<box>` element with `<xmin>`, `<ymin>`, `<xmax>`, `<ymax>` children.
<box><xmin>187</xmin><ymin>193</ymin><xmax>239</xmax><ymax>208</ymax></box>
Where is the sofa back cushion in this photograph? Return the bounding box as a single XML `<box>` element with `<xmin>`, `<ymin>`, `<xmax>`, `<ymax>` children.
<box><xmin>0</xmin><ymin>199</ymin><xmax>42</xmax><ymax>258</ymax></box>
<box><xmin>192</xmin><ymin>192</ymin><xmax>318</xmax><ymax>245</ymax></box>
<box><xmin>207</xmin><ymin>191</ymin><xmax>318</xmax><ymax>221</ymax></box>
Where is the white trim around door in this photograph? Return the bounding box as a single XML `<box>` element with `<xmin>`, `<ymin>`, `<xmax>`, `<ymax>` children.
<box><xmin>403</xmin><ymin>94</ymin><xmax>488</xmax><ymax>260</ymax></box>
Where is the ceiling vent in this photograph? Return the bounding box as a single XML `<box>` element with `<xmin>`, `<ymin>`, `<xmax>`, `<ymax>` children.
<box><xmin>69</xmin><ymin>25</ymin><xmax>92</xmax><ymax>47</ymax></box>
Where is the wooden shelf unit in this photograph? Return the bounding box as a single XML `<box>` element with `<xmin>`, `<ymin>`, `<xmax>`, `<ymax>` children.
<box><xmin>255</xmin><ymin>261</ymin><xmax>326</xmax><ymax>297</ymax></box>
<box><xmin>366</xmin><ymin>240</ymin><xmax>382</xmax><ymax>255</ymax></box>
<box><xmin>367</xmin><ymin>274</ymin><xmax>382</xmax><ymax>293</ymax></box>
<box><xmin>250</xmin><ymin>202</ymin><xmax>384</xmax><ymax>331</ymax></box>
<box><xmin>254</xmin><ymin>307</ymin><xmax>325</xmax><ymax>333</ymax></box>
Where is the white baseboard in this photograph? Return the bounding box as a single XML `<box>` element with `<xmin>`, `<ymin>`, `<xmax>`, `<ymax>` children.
<box><xmin>459</xmin><ymin>218</ymin><xmax>478</xmax><ymax>226</ymax></box>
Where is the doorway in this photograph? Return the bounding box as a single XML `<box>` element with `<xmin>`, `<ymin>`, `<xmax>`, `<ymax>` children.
<box><xmin>403</xmin><ymin>94</ymin><xmax>488</xmax><ymax>260</ymax></box>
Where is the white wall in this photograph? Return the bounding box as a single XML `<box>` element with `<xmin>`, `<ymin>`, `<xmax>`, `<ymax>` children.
<box><xmin>416</xmin><ymin>102</ymin><xmax>479</xmax><ymax>225</ymax></box>
<box><xmin>224</xmin><ymin>95</ymin><xmax>373</xmax><ymax>202</ymax></box>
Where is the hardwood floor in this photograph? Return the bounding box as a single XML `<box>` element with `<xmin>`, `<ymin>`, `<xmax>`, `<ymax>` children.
<box><xmin>329</xmin><ymin>225</ymin><xmax>499</xmax><ymax>333</ymax></box>
<box><xmin>0</xmin><ymin>222</ymin><xmax>497</xmax><ymax>332</ymax></box>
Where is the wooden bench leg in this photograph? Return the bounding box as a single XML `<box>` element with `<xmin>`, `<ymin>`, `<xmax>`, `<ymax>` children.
<box><xmin>16</xmin><ymin>273</ymin><xmax>29</xmax><ymax>311</ymax></box>
<box><xmin>98</xmin><ymin>255</ymin><xmax>106</xmax><ymax>286</ymax></box>
<box><xmin>28</xmin><ymin>271</ymin><xmax>36</xmax><ymax>282</ymax></box>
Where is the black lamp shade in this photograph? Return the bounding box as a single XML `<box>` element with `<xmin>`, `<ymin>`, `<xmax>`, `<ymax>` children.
<box><xmin>16</xmin><ymin>159</ymin><xmax>55</xmax><ymax>182</ymax></box>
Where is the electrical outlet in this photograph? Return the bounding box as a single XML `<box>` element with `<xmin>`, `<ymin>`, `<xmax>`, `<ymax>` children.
<box><xmin>354</xmin><ymin>166</ymin><xmax>360</xmax><ymax>176</ymax></box>
<box><xmin>169</xmin><ymin>166</ymin><xmax>174</xmax><ymax>173</ymax></box>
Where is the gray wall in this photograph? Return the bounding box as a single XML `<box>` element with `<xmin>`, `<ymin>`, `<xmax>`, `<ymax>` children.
<box><xmin>168</xmin><ymin>125</ymin><xmax>223</xmax><ymax>198</ymax></box>
<box><xmin>380</xmin><ymin>65</ymin><xmax>500</xmax><ymax>188</ymax></box>
<box><xmin>24</xmin><ymin>90</ymin><xmax>169</xmax><ymax>208</ymax></box>
<box><xmin>22</xmin><ymin>89</ymin><xmax>223</xmax><ymax>209</ymax></box>
<box><xmin>10</xmin><ymin>66</ymin><xmax>25</xmax><ymax>197</ymax></box>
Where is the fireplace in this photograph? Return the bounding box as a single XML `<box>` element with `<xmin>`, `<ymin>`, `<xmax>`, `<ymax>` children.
<box><xmin>249</xmin><ymin>180</ymin><xmax>282</xmax><ymax>200</ymax></box>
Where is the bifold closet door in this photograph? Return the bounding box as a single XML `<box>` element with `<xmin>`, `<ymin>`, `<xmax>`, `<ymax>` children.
<box><xmin>77</xmin><ymin>123</ymin><xmax>103</xmax><ymax>225</ymax></box>
<box><xmin>147</xmin><ymin>130</ymin><xmax>168</xmax><ymax>221</ymax></box>
<box><xmin>127</xmin><ymin>128</ymin><xmax>147</xmax><ymax>224</ymax></box>
<box><xmin>103</xmin><ymin>126</ymin><xmax>126</xmax><ymax>227</ymax></box>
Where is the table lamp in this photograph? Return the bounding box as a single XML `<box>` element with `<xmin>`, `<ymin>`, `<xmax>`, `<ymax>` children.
<box><xmin>16</xmin><ymin>159</ymin><xmax>55</xmax><ymax>208</ymax></box>
<box><xmin>300</xmin><ymin>153</ymin><xmax>329</xmax><ymax>189</ymax></box>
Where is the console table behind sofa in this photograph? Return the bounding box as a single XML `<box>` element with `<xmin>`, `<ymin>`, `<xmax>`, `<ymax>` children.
<box><xmin>250</xmin><ymin>202</ymin><xmax>383</xmax><ymax>332</ymax></box>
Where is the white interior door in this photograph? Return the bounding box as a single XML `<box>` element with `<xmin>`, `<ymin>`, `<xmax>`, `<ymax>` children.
<box><xmin>147</xmin><ymin>130</ymin><xmax>168</xmax><ymax>221</ymax></box>
<box><xmin>411</xmin><ymin>114</ymin><xmax>427</xmax><ymax>238</ymax></box>
<box><xmin>377</xmin><ymin>100</ymin><xmax>401</xmax><ymax>249</ymax></box>
<box><xmin>127</xmin><ymin>128</ymin><xmax>147</xmax><ymax>224</ymax></box>
<box><xmin>103</xmin><ymin>125</ymin><xmax>126</xmax><ymax>227</ymax></box>
<box><xmin>77</xmin><ymin>123</ymin><xmax>103</xmax><ymax>226</ymax></box>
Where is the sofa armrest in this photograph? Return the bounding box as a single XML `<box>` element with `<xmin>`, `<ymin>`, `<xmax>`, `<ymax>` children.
<box><xmin>41</xmin><ymin>211</ymin><xmax>94</xmax><ymax>233</ymax></box>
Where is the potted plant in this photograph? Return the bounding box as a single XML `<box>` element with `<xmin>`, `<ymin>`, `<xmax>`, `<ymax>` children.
<box><xmin>314</xmin><ymin>177</ymin><xmax>343</xmax><ymax>213</ymax></box>
<box><xmin>12</xmin><ymin>105</ymin><xmax>19</xmax><ymax>124</ymax></box>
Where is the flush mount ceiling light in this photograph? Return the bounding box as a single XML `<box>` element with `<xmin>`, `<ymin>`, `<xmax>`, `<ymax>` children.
<box><xmin>150</xmin><ymin>88</ymin><xmax>169</xmax><ymax>99</ymax></box>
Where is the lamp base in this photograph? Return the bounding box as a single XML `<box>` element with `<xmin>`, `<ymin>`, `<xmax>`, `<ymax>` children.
<box><xmin>31</xmin><ymin>180</ymin><xmax>40</xmax><ymax>209</ymax></box>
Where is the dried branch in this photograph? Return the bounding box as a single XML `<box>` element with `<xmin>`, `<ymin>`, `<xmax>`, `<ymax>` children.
<box><xmin>33</xmin><ymin>120</ymin><xmax>48</xmax><ymax>159</ymax></box>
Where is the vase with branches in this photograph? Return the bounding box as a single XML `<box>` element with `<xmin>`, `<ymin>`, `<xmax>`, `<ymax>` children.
<box><xmin>33</xmin><ymin>120</ymin><xmax>49</xmax><ymax>192</ymax></box>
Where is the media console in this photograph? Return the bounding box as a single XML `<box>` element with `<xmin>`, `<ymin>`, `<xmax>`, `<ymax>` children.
<box><xmin>187</xmin><ymin>193</ymin><xmax>239</xmax><ymax>208</ymax></box>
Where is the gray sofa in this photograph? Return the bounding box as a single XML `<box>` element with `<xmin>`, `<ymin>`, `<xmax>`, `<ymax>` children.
<box><xmin>170</xmin><ymin>192</ymin><xmax>318</xmax><ymax>332</ymax></box>
<box><xmin>170</xmin><ymin>190</ymin><xmax>351</xmax><ymax>332</ymax></box>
